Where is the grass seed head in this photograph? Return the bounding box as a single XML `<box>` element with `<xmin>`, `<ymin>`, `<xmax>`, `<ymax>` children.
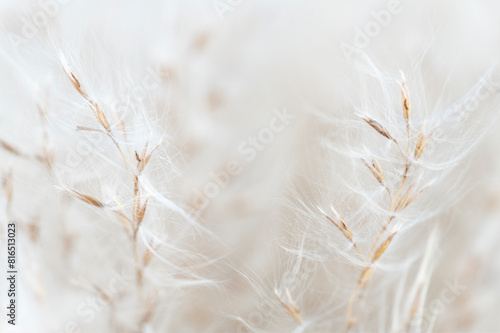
<box><xmin>136</xmin><ymin>197</ymin><xmax>149</xmax><ymax>226</ymax></box>
<box><xmin>403</xmin><ymin>186</ymin><xmax>427</xmax><ymax>210</ymax></box>
<box><xmin>414</xmin><ymin>123</ymin><xmax>427</xmax><ymax>159</ymax></box>
<box><xmin>361</xmin><ymin>116</ymin><xmax>394</xmax><ymax>141</ymax></box>
<box><xmin>61</xmin><ymin>58</ymin><xmax>89</xmax><ymax>100</ymax></box>
<box><xmin>399</xmin><ymin>75</ymin><xmax>411</xmax><ymax>123</ymax></box>
<box><xmin>89</xmin><ymin>102</ymin><xmax>111</xmax><ymax>131</ymax></box>
<box><xmin>395</xmin><ymin>183</ymin><xmax>417</xmax><ymax>211</ymax></box>
<box><xmin>324</xmin><ymin>214</ymin><xmax>354</xmax><ymax>243</ymax></box>
<box><xmin>67</xmin><ymin>189</ymin><xmax>105</xmax><ymax>207</ymax></box>
<box><xmin>363</xmin><ymin>158</ymin><xmax>385</xmax><ymax>185</ymax></box>
<box><xmin>372</xmin><ymin>232</ymin><xmax>397</xmax><ymax>262</ymax></box>
<box><xmin>0</xmin><ymin>140</ymin><xmax>20</xmax><ymax>156</ymax></box>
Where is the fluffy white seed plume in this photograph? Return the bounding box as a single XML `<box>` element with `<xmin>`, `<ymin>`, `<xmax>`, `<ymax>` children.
<box><xmin>279</xmin><ymin>61</ymin><xmax>499</xmax><ymax>331</ymax></box>
<box><xmin>0</xmin><ymin>0</ymin><xmax>500</xmax><ymax>332</ymax></box>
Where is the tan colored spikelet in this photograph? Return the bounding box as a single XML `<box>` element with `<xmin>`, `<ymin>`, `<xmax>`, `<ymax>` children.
<box><xmin>136</xmin><ymin>197</ymin><xmax>149</xmax><ymax>225</ymax></box>
<box><xmin>361</xmin><ymin>116</ymin><xmax>394</xmax><ymax>140</ymax></box>
<box><xmin>133</xmin><ymin>176</ymin><xmax>139</xmax><ymax>196</ymax></box>
<box><xmin>400</xmin><ymin>78</ymin><xmax>410</xmax><ymax>123</ymax></box>
<box><xmin>395</xmin><ymin>183</ymin><xmax>417</xmax><ymax>211</ymax></box>
<box><xmin>135</xmin><ymin>150</ymin><xmax>143</xmax><ymax>174</ymax></box>
<box><xmin>339</xmin><ymin>219</ymin><xmax>354</xmax><ymax>240</ymax></box>
<box><xmin>62</xmin><ymin>57</ymin><xmax>112</xmax><ymax>132</ymax></box>
<box><xmin>372</xmin><ymin>232</ymin><xmax>397</xmax><ymax>262</ymax></box>
<box><xmin>137</xmin><ymin>142</ymin><xmax>160</xmax><ymax>173</ymax></box>
<box><xmin>415</xmin><ymin>135</ymin><xmax>431</xmax><ymax>159</ymax></box>
<box><xmin>324</xmin><ymin>215</ymin><xmax>356</xmax><ymax>247</ymax></box>
<box><xmin>89</xmin><ymin>102</ymin><xmax>111</xmax><ymax>131</ymax></box>
<box><xmin>324</xmin><ymin>207</ymin><xmax>361</xmax><ymax>254</ymax></box>
<box><xmin>132</xmin><ymin>175</ymin><xmax>144</xmax><ymax>224</ymax></box>
<box><xmin>403</xmin><ymin>186</ymin><xmax>427</xmax><ymax>210</ymax></box>
<box><xmin>275</xmin><ymin>289</ymin><xmax>303</xmax><ymax>324</ymax></box>
<box><xmin>415</xmin><ymin>124</ymin><xmax>437</xmax><ymax>159</ymax></box>
<box><xmin>67</xmin><ymin>189</ymin><xmax>105</xmax><ymax>207</ymax></box>
<box><xmin>0</xmin><ymin>140</ymin><xmax>20</xmax><ymax>156</ymax></box>
<box><xmin>133</xmin><ymin>195</ymin><xmax>140</xmax><ymax>222</ymax></box>
<box><xmin>76</xmin><ymin>126</ymin><xmax>104</xmax><ymax>132</ymax></box>
<box><xmin>37</xmin><ymin>104</ymin><xmax>54</xmax><ymax>168</ymax></box>
<box><xmin>144</xmin><ymin>143</ymin><xmax>160</xmax><ymax>168</ymax></box>
<box><xmin>414</xmin><ymin>123</ymin><xmax>426</xmax><ymax>158</ymax></box>
<box><xmin>136</xmin><ymin>143</ymin><xmax>148</xmax><ymax>172</ymax></box>
<box><xmin>363</xmin><ymin>158</ymin><xmax>385</xmax><ymax>185</ymax></box>
<box><xmin>373</xmin><ymin>159</ymin><xmax>383</xmax><ymax>178</ymax></box>
<box><xmin>62</xmin><ymin>58</ymin><xmax>89</xmax><ymax>100</ymax></box>
<box><xmin>402</xmin><ymin>163</ymin><xmax>410</xmax><ymax>184</ymax></box>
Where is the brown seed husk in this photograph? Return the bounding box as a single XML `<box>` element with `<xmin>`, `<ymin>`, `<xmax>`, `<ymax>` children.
<box><xmin>361</xmin><ymin>117</ymin><xmax>394</xmax><ymax>140</ymax></box>
<box><xmin>67</xmin><ymin>189</ymin><xmax>104</xmax><ymax>207</ymax></box>
<box><xmin>372</xmin><ymin>232</ymin><xmax>397</xmax><ymax>262</ymax></box>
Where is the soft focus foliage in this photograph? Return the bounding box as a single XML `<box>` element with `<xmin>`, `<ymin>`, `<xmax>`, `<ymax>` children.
<box><xmin>0</xmin><ymin>1</ymin><xmax>500</xmax><ymax>332</ymax></box>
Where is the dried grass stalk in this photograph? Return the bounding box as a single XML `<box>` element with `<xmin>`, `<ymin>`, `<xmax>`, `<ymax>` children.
<box><xmin>347</xmin><ymin>74</ymin><xmax>437</xmax><ymax>329</ymax></box>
